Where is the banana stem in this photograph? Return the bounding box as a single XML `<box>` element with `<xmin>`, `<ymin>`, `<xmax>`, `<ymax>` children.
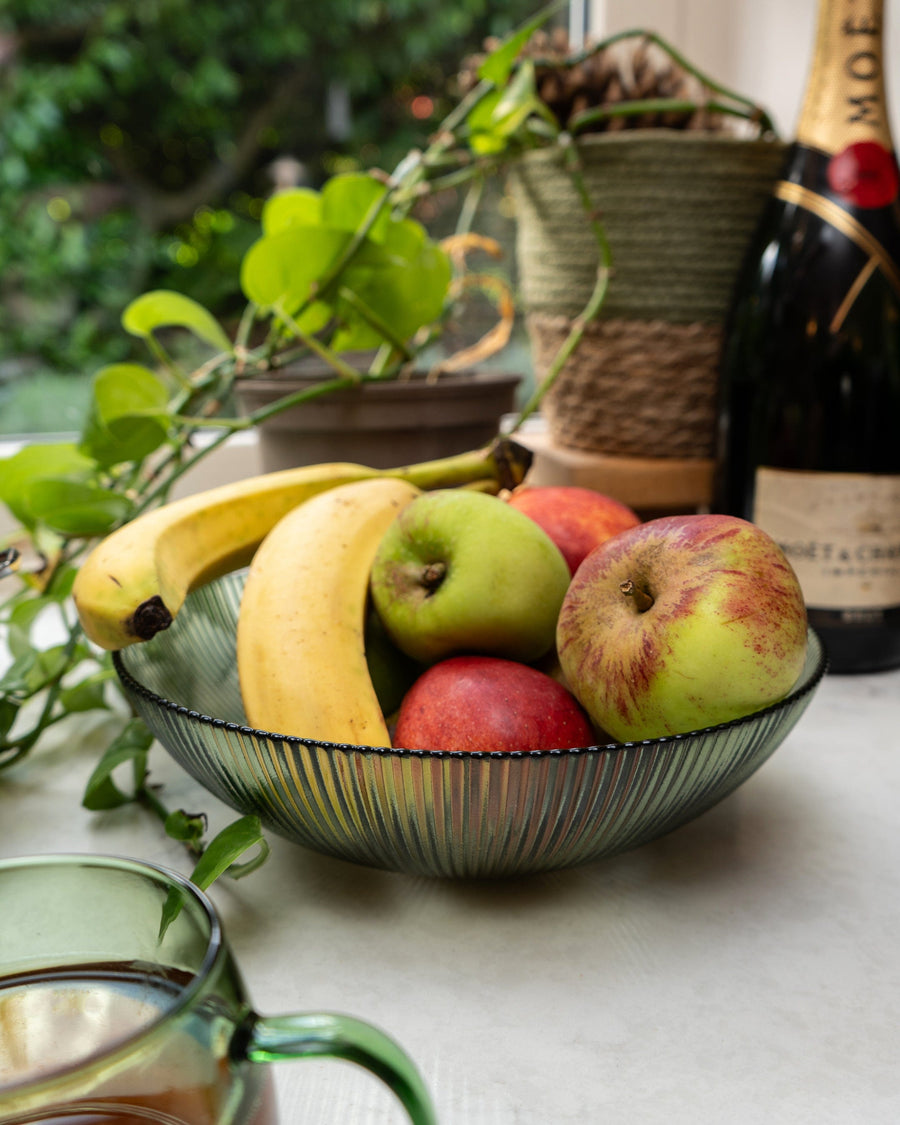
<box><xmin>389</xmin><ymin>436</ymin><xmax>532</xmax><ymax>492</ymax></box>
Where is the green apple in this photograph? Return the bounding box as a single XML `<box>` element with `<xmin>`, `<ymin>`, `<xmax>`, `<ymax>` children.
<box><xmin>556</xmin><ymin>513</ymin><xmax>809</xmax><ymax>742</ymax></box>
<box><xmin>369</xmin><ymin>489</ymin><xmax>571</xmax><ymax>664</ymax></box>
<box><xmin>364</xmin><ymin>603</ymin><xmax>421</xmax><ymax>718</ymax></box>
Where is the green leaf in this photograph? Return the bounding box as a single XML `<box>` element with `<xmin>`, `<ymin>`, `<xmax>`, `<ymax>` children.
<box><xmin>0</xmin><ymin>651</ymin><xmax>38</xmax><ymax>696</ymax></box>
<box><xmin>92</xmin><ymin>363</ymin><xmax>168</xmax><ymax>416</ymax></box>
<box><xmin>80</xmin><ymin>364</ymin><xmax>170</xmax><ymax>467</ymax></box>
<box><xmin>122</xmin><ymin>290</ymin><xmax>233</xmax><ymax>353</ymax></box>
<box><xmin>164</xmin><ymin>808</ymin><xmax>207</xmax><ymax>845</ymax></box>
<box><xmin>320</xmin><ymin>173</ymin><xmax>390</xmax><ymax>242</ymax></box>
<box><xmin>240</xmin><ymin>226</ymin><xmax>348</xmax><ymax>322</ymax></box>
<box><xmin>7</xmin><ymin>597</ymin><xmax>52</xmax><ymax>659</ymax></box>
<box><xmin>159</xmin><ymin>816</ymin><xmax>269</xmax><ymax>936</ymax></box>
<box><xmin>466</xmin><ymin>91</ymin><xmax>511</xmax><ymax>155</ymax></box>
<box><xmin>0</xmin><ymin>644</ymin><xmax>74</xmax><ymax>697</ymax></box>
<box><xmin>0</xmin><ymin>697</ymin><xmax>20</xmax><ymax>740</ymax></box>
<box><xmin>0</xmin><ymin>444</ymin><xmax>96</xmax><ymax>528</ymax></box>
<box><xmin>42</xmin><ymin>564</ymin><xmax>78</xmax><ymax>603</ymax></box>
<box><xmin>262</xmin><ymin>188</ymin><xmax>322</xmax><ymax>234</ymax></box>
<box><xmin>25</xmin><ymin>479</ymin><xmax>133</xmax><ymax>537</ymax></box>
<box><xmin>467</xmin><ymin>63</ymin><xmax>551</xmax><ymax>155</ymax></box>
<box><xmin>334</xmin><ymin>218</ymin><xmax>451</xmax><ymax>349</ymax></box>
<box><xmin>189</xmin><ymin>815</ymin><xmax>269</xmax><ymax>889</ymax></box>
<box><xmin>493</xmin><ymin>60</ymin><xmax>540</xmax><ymax>127</ymax></box>
<box><xmin>477</xmin><ymin>2</ymin><xmax>563</xmax><ymax>85</ymax></box>
<box><xmin>58</xmin><ymin>674</ymin><xmax>109</xmax><ymax>714</ymax></box>
<box><xmin>82</xmin><ymin>718</ymin><xmax>153</xmax><ymax>810</ymax></box>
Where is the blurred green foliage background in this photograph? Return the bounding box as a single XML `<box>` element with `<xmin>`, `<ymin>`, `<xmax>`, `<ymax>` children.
<box><xmin>0</xmin><ymin>0</ymin><xmax>538</xmax><ymax>433</ymax></box>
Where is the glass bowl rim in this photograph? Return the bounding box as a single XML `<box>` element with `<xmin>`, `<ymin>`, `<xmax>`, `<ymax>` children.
<box><xmin>112</xmin><ymin>625</ymin><xmax>827</xmax><ymax>761</ymax></box>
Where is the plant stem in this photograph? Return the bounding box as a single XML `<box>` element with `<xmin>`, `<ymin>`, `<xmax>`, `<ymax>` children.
<box><xmin>456</xmin><ymin>176</ymin><xmax>485</xmax><ymax>237</ymax></box>
<box><xmin>133</xmin><ymin>424</ymin><xmax>241</xmax><ymax>514</ymax></box>
<box><xmin>569</xmin><ymin>97</ymin><xmax>773</xmax><ymax>135</ymax></box>
<box><xmin>620</xmin><ymin>578</ymin><xmax>655</xmax><ymax>613</ymax></box>
<box><xmin>0</xmin><ymin>624</ymin><xmax>84</xmax><ymax>771</ymax></box>
<box><xmin>533</xmin><ymin>28</ymin><xmax>779</xmax><ymax>137</ymax></box>
<box><xmin>297</xmin><ymin>161</ymin><xmax>422</xmax><ymax>315</ymax></box>
<box><xmin>144</xmin><ymin>333</ymin><xmax>193</xmax><ymax>392</ymax></box>
<box><xmin>273</xmin><ymin>306</ymin><xmax>362</xmax><ymax>380</ymax></box>
<box><xmin>234</xmin><ymin>302</ymin><xmax>259</xmax><ymax>355</ymax></box>
<box><xmin>336</xmin><ymin>287</ymin><xmax>414</xmax><ymax>360</ymax></box>
<box><xmin>507</xmin><ymin>136</ymin><xmax>613</xmax><ymax>430</ymax></box>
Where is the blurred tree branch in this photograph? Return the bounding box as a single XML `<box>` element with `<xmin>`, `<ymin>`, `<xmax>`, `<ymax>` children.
<box><xmin>0</xmin><ymin>0</ymin><xmax>539</xmax><ymax>389</ymax></box>
<box><xmin>103</xmin><ymin>69</ymin><xmax>312</xmax><ymax>232</ymax></box>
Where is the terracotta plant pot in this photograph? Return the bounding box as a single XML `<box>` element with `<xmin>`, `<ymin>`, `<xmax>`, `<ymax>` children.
<box><xmin>235</xmin><ymin>363</ymin><xmax>521</xmax><ymax>473</ymax></box>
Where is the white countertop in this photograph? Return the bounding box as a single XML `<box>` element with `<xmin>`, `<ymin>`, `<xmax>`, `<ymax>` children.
<box><xmin>1</xmin><ymin>666</ymin><xmax>899</xmax><ymax>1124</ymax></box>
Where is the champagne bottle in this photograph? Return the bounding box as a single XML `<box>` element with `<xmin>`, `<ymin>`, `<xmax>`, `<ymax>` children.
<box><xmin>714</xmin><ymin>0</ymin><xmax>900</xmax><ymax>673</ymax></box>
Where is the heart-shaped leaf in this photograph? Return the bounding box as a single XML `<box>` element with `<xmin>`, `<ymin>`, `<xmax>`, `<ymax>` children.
<box><xmin>262</xmin><ymin>188</ymin><xmax>322</xmax><ymax>234</ymax></box>
<box><xmin>122</xmin><ymin>290</ymin><xmax>233</xmax><ymax>353</ymax></box>
<box><xmin>467</xmin><ymin>63</ymin><xmax>550</xmax><ymax>155</ymax></box>
<box><xmin>466</xmin><ymin>91</ymin><xmax>511</xmax><ymax>155</ymax></box>
<box><xmin>82</xmin><ymin>718</ymin><xmax>153</xmax><ymax>811</ymax></box>
<box><xmin>25</xmin><ymin>479</ymin><xmax>133</xmax><ymax>537</ymax></box>
<box><xmin>240</xmin><ymin>226</ymin><xmax>349</xmax><ymax>324</ymax></box>
<box><xmin>320</xmin><ymin>173</ymin><xmax>391</xmax><ymax>242</ymax></box>
<box><xmin>80</xmin><ymin>364</ymin><xmax>170</xmax><ymax>467</ymax></box>
<box><xmin>335</xmin><ymin>218</ymin><xmax>451</xmax><ymax>348</ymax></box>
<box><xmin>0</xmin><ymin>444</ymin><xmax>96</xmax><ymax>528</ymax></box>
<box><xmin>58</xmin><ymin>675</ymin><xmax>109</xmax><ymax>714</ymax></box>
<box><xmin>477</xmin><ymin>3</ymin><xmax>562</xmax><ymax>85</ymax></box>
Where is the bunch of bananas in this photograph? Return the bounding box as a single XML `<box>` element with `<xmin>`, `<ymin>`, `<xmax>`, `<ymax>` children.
<box><xmin>73</xmin><ymin>438</ymin><xmax>532</xmax><ymax>748</ymax></box>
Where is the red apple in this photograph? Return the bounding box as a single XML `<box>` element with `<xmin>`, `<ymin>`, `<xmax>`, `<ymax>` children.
<box><xmin>393</xmin><ymin>655</ymin><xmax>596</xmax><ymax>753</ymax></box>
<box><xmin>556</xmin><ymin>514</ymin><xmax>809</xmax><ymax>742</ymax></box>
<box><xmin>506</xmin><ymin>485</ymin><xmax>640</xmax><ymax>575</ymax></box>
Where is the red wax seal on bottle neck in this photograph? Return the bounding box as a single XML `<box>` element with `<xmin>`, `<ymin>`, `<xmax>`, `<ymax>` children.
<box><xmin>827</xmin><ymin>140</ymin><xmax>900</xmax><ymax>208</ymax></box>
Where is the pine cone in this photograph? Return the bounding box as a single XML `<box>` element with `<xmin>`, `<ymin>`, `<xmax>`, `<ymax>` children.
<box><xmin>457</xmin><ymin>32</ymin><xmax>732</xmax><ymax>136</ymax></box>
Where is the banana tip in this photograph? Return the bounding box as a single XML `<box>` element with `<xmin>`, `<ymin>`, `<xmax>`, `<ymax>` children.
<box><xmin>129</xmin><ymin>595</ymin><xmax>174</xmax><ymax>642</ymax></box>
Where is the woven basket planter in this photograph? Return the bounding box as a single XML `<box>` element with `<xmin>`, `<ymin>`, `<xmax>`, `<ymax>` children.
<box><xmin>507</xmin><ymin>131</ymin><xmax>787</xmax><ymax>460</ymax></box>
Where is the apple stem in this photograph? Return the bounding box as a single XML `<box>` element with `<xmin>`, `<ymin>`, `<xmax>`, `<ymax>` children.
<box><xmin>422</xmin><ymin>561</ymin><xmax>447</xmax><ymax>594</ymax></box>
<box><xmin>620</xmin><ymin>579</ymin><xmax>654</xmax><ymax>613</ymax></box>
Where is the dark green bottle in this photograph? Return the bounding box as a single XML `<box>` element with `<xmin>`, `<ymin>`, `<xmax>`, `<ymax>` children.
<box><xmin>714</xmin><ymin>0</ymin><xmax>900</xmax><ymax>673</ymax></box>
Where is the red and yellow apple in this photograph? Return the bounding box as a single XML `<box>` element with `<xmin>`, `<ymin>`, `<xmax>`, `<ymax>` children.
<box><xmin>556</xmin><ymin>514</ymin><xmax>808</xmax><ymax>742</ymax></box>
<box><xmin>393</xmin><ymin>655</ymin><xmax>596</xmax><ymax>753</ymax></box>
<box><xmin>506</xmin><ymin>485</ymin><xmax>640</xmax><ymax>575</ymax></box>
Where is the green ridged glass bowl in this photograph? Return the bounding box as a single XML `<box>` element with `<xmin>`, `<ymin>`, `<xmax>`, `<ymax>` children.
<box><xmin>114</xmin><ymin>571</ymin><xmax>827</xmax><ymax>878</ymax></box>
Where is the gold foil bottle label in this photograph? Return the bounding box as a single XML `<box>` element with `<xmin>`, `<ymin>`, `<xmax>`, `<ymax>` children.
<box><xmin>754</xmin><ymin>467</ymin><xmax>900</xmax><ymax>610</ymax></box>
<box><xmin>795</xmin><ymin>0</ymin><xmax>892</xmax><ymax>154</ymax></box>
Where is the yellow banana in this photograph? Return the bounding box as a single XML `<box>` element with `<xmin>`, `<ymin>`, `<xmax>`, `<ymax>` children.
<box><xmin>73</xmin><ymin>461</ymin><xmax>378</xmax><ymax>650</ymax></box>
<box><xmin>236</xmin><ymin>476</ymin><xmax>421</xmax><ymax>746</ymax></box>
<box><xmin>72</xmin><ymin>438</ymin><xmax>531</xmax><ymax>651</ymax></box>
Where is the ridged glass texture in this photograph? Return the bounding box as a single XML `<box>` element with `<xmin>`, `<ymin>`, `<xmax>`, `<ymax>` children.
<box><xmin>114</xmin><ymin>572</ymin><xmax>827</xmax><ymax>878</ymax></box>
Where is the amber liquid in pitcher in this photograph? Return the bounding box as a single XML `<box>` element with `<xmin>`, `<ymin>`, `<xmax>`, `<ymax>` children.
<box><xmin>0</xmin><ymin>962</ymin><xmax>277</xmax><ymax>1125</ymax></box>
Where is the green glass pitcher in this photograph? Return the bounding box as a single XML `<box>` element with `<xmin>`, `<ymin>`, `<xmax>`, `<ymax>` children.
<box><xmin>0</xmin><ymin>854</ymin><xmax>435</xmax><ymax>1125</ymax></box>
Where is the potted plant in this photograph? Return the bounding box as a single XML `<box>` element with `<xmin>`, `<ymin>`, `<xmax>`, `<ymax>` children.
<box><xmin>0</xmin><ymin>5</ymin><xmax>783</xmax><ymax>884</ymax></box>
<box><xmin>223</xmin><ymin>173</ymin><xmax>521</xmax><ymax>471</ymax></box>
<box><xmin>101</xmin><ymin>171</ymin><xmax>522</xmax><ymax>474</ymax></box>
<box><xmin>448</xmin><ymin>20</ymin><xmax>786</xmax><ymax>510</ymax></box>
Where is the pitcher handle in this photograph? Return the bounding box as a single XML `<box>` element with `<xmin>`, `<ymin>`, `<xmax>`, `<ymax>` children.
<box><xmin>241</xmin><ymin>1010</ymin><xmax>437</xmax><ymax>1125</ymax></box>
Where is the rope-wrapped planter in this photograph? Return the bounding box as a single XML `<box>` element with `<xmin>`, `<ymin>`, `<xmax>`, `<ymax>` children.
<box><xmin>508</xmin><ymin>131</ymin><xmax>787</xmax><ymax>460</ymax></box>
<box><xmin>526</xmin><ymin>316</ymin><xmax>723</xmax><ymax>458</ymax></box>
